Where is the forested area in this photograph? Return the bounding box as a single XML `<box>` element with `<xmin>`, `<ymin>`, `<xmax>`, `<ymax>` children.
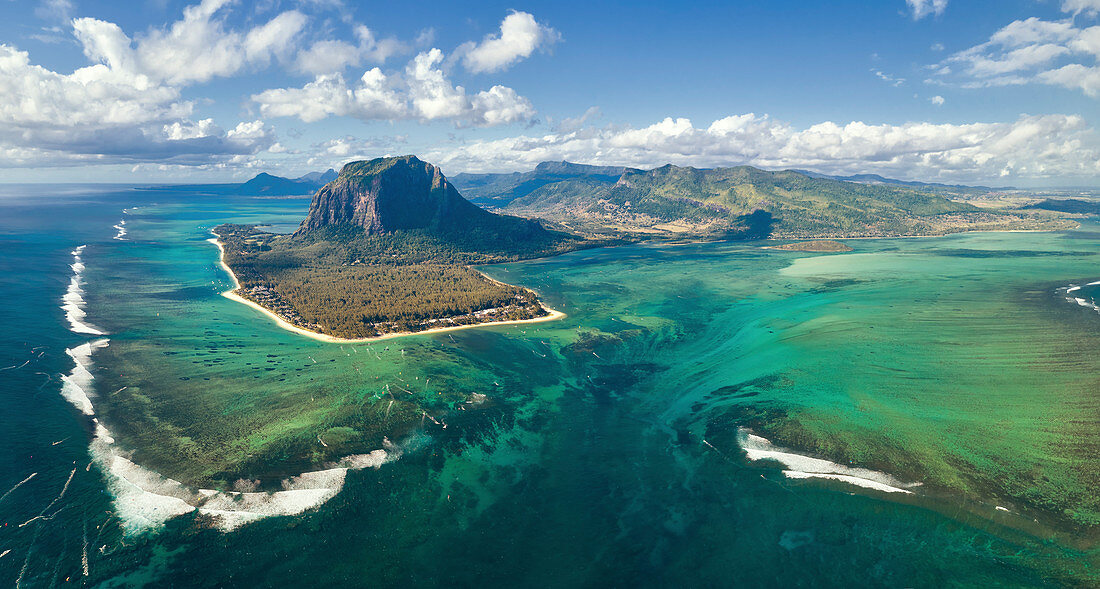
<box><xmin>214</xmin><ymin>224</ymin><xmax>582</xmax><ymax>338</ymax></box>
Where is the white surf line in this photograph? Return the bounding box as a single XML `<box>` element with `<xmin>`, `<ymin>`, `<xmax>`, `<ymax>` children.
<box><xmin>1060</xmin><ymin>280</ymin><xmax>1100</xmax><ymax>313</ymax></box>
<box><xmin>57</xmin><ymin>339</ymin><xmax>400</xmax><ymax>533</ymax></box>
<box><xmin>62</xmin><ymin>245</ymin><xmax>105</xmax><ymax>336</ymax></box>
<box><xmin>0</xmin><ymin>472</ymin><xmax>37</xmax><ymax>505</ymax></box>
<box><xmin>737</xmin><ymin>428</ymin><xmax>917</xmax><ymax>494</ymax></box>
<box><xmin>112</xmin><ymin>219</ymin><xmax>127</xmax><ymax>240</ymax></box>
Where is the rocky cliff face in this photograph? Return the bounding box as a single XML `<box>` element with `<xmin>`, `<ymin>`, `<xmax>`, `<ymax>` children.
<box><xmin>294</xmin><ymin>155</ymin><xmax>541</xmax><ymax>237</ymax></box>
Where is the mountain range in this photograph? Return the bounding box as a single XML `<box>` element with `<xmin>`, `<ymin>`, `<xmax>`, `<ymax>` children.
<box><xmin>789</xmin><ymin>170</ymin><xmax>1011</xmax><ymax>196</ymax></box>
<box><xmin>451</xmin><ymin>161</ymin><xmax>632</xmax><ymax>207</ymax></box>
<box><xmin>452</xmin><ymin>161</ymin><xmax>1043</xmax><ymax>238</ymax></box>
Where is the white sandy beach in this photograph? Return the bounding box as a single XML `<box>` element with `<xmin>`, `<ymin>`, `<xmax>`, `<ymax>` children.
<box><xmin>208</xmin><ymin>233</ymin><xmax>565</xmax><ymax>344</ymax></box>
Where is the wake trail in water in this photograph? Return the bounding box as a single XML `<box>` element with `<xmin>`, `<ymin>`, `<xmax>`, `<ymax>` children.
<box><xmin>0</xmin><ymin>472</ymin><xmax>37</xmax><ymax>505</ymax></box>
<box><xmin>0</xmin><ymin>359</ymin><xmax>31</xmax><ymax>371</ymax></box>
<box><xmin>20</xmin><ymin>466</ymin><xmax>77</xmax><ymax>527</ymax></box>
<box><xmin>14</xmin><ymin>522</ymin><xmax>43</xmax><ymax>588</ymax></box>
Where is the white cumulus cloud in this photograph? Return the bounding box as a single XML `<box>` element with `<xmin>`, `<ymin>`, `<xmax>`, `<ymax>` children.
<box><xmin>1063</xmin><ymin>0</ymin><xmax>1100</xmax><ymax>16</ymax></box>
<box><xmin>906</xmin><ymin>0</ymin><xmax>948</xmax><ymax>20</ymax></box>
<box><xmin>295</xmin><ymin>25</ymin><xmax>403</xmax><ymax>75</ymax></box>
<box><xmin>253</xmin><ymin>69</ymin><xmax>406</xmax><ymax>123</ymax></box>
<box><xmin>255</xmin><ymin>48</ymin><xmax>536</xmax><ymax>127</ymax></box>
<box><xmin>458</xmin><ymin>11</ymin><xmax>560</xmax><ymax>74</ymax></box>
<box><xmin>929</xmin><ymin>8</ymin><xmax>1100</xmax><ymax>97</ymax></box>
<box><xmin>0</xmin><ymin>0</ymin><xmax>293</xmax><ymax>168</ymax></box>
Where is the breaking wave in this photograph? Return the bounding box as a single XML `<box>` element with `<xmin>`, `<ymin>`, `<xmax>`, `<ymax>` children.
<box><xmin>62</xmin><ymin>245</ymin><xmax>105</xmax><ymax>335</ymax></box>
<box><xmin>56</xmin><ymin>241</ymin><xmax>398</xmax><ymax>533</ymax></box>
<box><xmin>1060</xmin><ymin>280</ymin><xmax>1100</xmax><ymax>313</ymax></box>
<box><xmin>736</xmin><ymin>428</ymin><xmax>917</xmax><ymax>494</ymax></box>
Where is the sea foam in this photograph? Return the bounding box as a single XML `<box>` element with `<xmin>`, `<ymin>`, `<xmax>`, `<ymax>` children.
<box><xmin>1060</xmin><ymin>281</ymin><xmax>1100</xmax><ymax>314</ymax></box>
<box><xmin>62</xmin><ymin>245</ymin><xmax>105</xmax><ymax>335</ymax></box>
<box><xmin>737</xmin><ymin>428</ymin><xmax>915</xmax><ymax>494</ymax></box>
<box><xmin>112</xmin><ymin>219</ymin><xmax>127</xmax><ymax>240</ymax></box>
<box><xmin>60</xmin><ymin>340</ymin><xmax>108</xmax><ymax>415</ymax></box>
<box><xmin>58</xmin><ymin>337</ymin><xmax>397</xmax><ymax>533</ymax></box>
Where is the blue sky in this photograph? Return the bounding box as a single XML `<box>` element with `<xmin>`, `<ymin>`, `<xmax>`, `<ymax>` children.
<box><xmin>0</xmin><ymin>0</ymin><xmax>1098</xmax><ymax>185</ymax></box>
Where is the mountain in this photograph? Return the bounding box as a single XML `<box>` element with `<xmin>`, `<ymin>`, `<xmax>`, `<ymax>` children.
<box><xmin>293</xmin><ymin>156</ymin><xmax>546</xmax><ymax>243</ymax></box>
<box><xmin>790</xmin><ymin>169</ymin><xmax>1010</xmax><ymax>196</ymax></box>
<box><xmin>450</xmin><ymin>161</ymin><xmax>635</xmax><ymax>207</ymax></box>
<box><xmin>235</xmin><ymin>169</ymin><xmax>337</xmax><ymax>196</ymax></box>
<box><xmin>497</xmin><ymin>163</ymin><xmax>1055</xmax><ymax>238</ymax></box>
<box><xmin>215</xmin><ymin>156</ymin><xmax>593</xmax><ymax>340</ymax></box>
<box><xmin>295</xmin><ymin>169</ymin><xmax>338</xmax><ymax>184</ymax></box>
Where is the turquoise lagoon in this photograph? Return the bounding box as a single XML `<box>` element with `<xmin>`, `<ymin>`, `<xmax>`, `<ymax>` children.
<box><xmin>0</xmin><ymin>186</ymin><xmax>1098</xmax><ymax>586</ymax></box>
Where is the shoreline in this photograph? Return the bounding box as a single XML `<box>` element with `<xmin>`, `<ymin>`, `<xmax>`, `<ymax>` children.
<box><xmin>766</xmin><ymin>227</ymin><xmax>1073</xmax><ymax>242</ymax></box>
<box><xmin>208</xmin><ymin>233</ymin><xmax>566</xmax><ymax>344</ymax></box>
<box><xmin>637</xmin><ymin>224</ymin><xmax>1076</xmax><ymax>249</ymax></box>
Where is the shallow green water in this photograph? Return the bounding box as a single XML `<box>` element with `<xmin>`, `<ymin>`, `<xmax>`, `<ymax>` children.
<box><xmin>4</xmin><ymin>188</ymin><xmax>1100</xmax><ymax>586</ymax></box>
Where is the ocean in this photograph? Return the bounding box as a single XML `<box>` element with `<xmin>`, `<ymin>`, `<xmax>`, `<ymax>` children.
<box><xmin>1</xmin><ymin>184</ymin><xmax>1098</xmax><ymax>587</ymax></box>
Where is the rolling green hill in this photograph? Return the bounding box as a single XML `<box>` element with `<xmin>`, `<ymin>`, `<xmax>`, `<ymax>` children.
<box><xmin>498</xmin><ymin>162</ymin><xmax>1068</xmax><ymax>238</ymax></box>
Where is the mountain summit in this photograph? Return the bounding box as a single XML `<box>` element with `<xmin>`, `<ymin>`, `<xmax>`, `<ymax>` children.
<box><xmin>294</xmin><ymin>156</ymin><xmax>544</xmax><ymax>239</ymax></box>
<box><xmin>236</xmin><ymin>168</ymin><xmax>337</xmax><ymax>196</ymax></box>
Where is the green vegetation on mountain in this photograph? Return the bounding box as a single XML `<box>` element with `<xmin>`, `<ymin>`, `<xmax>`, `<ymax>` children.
<box><xmin>217</xmin><ymin>156</ymin><xmax>594</xmax><ymax>339</ymax></box>
<box><xmin>218</xmin><ymin>156</ymin><xmax>1073</xmax><ymax>339</ymax></box>
<box><xmin>451</xmin><ymin>161</ymin><xmax>632</xmax><ymax>207</ymax></box>
<box><xmin>494</xmin><ymin>162</ymin><xmax>1071</xmax><ymax>238</ymax></box>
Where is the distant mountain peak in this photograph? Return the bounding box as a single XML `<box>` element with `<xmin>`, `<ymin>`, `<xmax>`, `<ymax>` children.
<box><xmin>295</xmin><ymin>169</ymin><xmax>338</xmax><ymax>184</ymax></box>
<box><xmin>236</xmin><ymin>168</ymin><xmax>337</xmax><ymax>196</ymax></box>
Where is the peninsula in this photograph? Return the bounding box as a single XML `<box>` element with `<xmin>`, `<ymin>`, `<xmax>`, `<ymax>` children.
<box><xmin>214</xmin><ymin>156</ymin><xmax>588</xmax><ymax>340</ymax></box>
<box><xmin>217</xmin><ymin>156</ymin><xmax>1076</xmax><ymax>342</ymax></box>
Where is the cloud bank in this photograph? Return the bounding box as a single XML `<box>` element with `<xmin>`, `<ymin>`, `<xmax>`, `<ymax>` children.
<box><xmin>421</xmin><ymin>113</ymin><xmax>1100</xmax><ymax>183</ymax></box>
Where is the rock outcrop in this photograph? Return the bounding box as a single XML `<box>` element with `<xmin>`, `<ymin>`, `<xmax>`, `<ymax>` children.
<box><xmin>294</xmin><ymin>155</ymin><xmax>543</xmax><ymax>238</ymax></box>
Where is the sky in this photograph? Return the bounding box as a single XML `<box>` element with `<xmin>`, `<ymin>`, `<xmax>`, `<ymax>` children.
<box><xmin>0</xmin><ymin>0</ymin><xmax>1099</xmax><ymax>186</ymax></box>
